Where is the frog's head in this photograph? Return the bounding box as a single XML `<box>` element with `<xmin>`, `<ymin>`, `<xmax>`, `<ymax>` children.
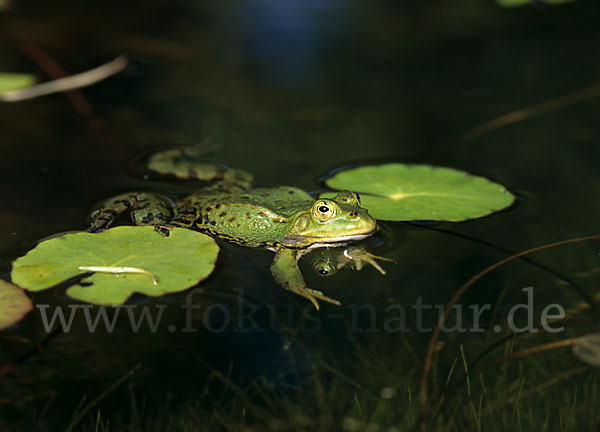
<box><xmin>281</xmin><ymin>190</ymin><xmax>376</xmax><ymax>248</ymax></box>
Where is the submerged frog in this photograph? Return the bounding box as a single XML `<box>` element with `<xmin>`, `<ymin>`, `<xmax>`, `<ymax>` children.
<box><xmin>89</xmin><ymin>148</ymin><xmax>389</xmax><ymax>309</ymax></box>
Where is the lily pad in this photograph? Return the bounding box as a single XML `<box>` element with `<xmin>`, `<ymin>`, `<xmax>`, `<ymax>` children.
<box><xmin>11</xmin><ymin>226</ymin><xmax>219</xmax><ymax>305</ymax></box>
<box><xmin>322</xmin><ymin>163</ymin><xmax>514</xmax><ymax>222</ymax></box>
<box><xmin>0</xmin><ymin>280</ymin><xmax>33</xmax><ymax>330</ymax></box>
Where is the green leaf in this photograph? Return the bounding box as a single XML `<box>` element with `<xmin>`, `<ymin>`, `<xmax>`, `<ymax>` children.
<box><xmin>11</xmin><ymin>226</ymin><xmax>219</xmax><ymax>305</ymax></box>
<box><xmin>0</xmin><ymin>280</ymin><xmax>33</xmax><ymax>330</ymax></box>
<box><xmin>322</xmin><ymin>163</ymin><xmax>515</xmax><ymax>222</ymax></box>
<box><xmin>0</xmin><ymin>73</ymin><xmax>35</xmax><ymax>93</ymax></box>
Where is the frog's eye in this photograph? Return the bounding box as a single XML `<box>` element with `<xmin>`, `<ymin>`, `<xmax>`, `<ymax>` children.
<box><xmin>314</xmin><ymin>261</ymin><xmax>336</xmax><ymax>277</ymax></box>
<box><xmin>313</xmin><ymin>201</ymin><xmax>336</xmax><ymax>221</ymax></box>
<box><xmin>334</xmin><ymin>190</ymin><xmax>361</xmax><ymax>205</ymax></box>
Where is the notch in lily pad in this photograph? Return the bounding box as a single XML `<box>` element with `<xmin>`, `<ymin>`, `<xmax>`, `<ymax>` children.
<box><xmin>321</xmin><ymin>163</ymin><xmax>515</xmax><ymax>222</ymax></box>
<box><xmin>10</xmin><ymin>226</ymin><xmax>219</xmax><ymax>306</ymax></box>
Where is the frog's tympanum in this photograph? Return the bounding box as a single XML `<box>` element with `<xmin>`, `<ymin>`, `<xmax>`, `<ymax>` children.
<box><xmin>89</xmin><ymin>148</ymin><xmax>389</xmax><ymax>309</ymax></box>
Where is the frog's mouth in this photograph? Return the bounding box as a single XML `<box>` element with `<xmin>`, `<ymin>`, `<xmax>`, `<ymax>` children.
<box><xmin>281</xmin><ymin>232</ymin><xmax>373</xmax><ymax>248</ymax></box>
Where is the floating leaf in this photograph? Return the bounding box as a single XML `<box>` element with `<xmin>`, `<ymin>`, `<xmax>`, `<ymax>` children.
<box><xmin>322</xmin><ymin>163</ymin><xmax>514</xmax><ymax>222</ymax></box>
<box><xmin>0</xmin><ymin>72</ymin><xmax>35</xmax><ymax>93</ymax></box>
<box><xmin>11</xmin><ymin>226</ymin><xmax>219</xmax><ymax>305</ymax></box>
<box><xmin>0</xmin><ymin>280</ymin><xmax>33</xmax><ymax>330</ymax></box>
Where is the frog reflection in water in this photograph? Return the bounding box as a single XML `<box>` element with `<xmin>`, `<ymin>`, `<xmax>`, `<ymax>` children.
<box><xmin>310</xmin><ymin>245</ymin><xmax>390</xmax><ymax>278</ymax></box>
<box><xmin>89</xmin><ymin>148</ymin><xmax>390</xmax><ymax>309</ymax></box>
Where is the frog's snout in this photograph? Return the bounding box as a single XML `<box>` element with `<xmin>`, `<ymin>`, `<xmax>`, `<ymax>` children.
<box><xmin>351</xmin><ymin>208</ymin><xmax>377</xmax><ymax>234</ymax></box>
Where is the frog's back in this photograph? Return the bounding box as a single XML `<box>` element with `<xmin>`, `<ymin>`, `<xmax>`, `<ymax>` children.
<box><xmin>173</xmin><ymin>186</ymin><xmax>314</xmax><ymax>246</ymax></box>
<box><xmin>231</xmin><ymin>186</ymin><xmax>314</xmax><ymax>215</ymax></box>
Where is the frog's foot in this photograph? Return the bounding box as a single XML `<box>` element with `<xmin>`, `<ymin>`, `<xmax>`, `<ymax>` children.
<box><xmin>336</xmin><ymin>246</ymin><xmax>394</xmax><ymax>275</ymax></box>
<box><xmin>147</xmin><ymin>147</ymin><xmax>253</xmax><ymax>188</ymax></box>
<box><xmin>88</xmin><ymin>192</ymin><xmax>172</xmax><ymax>232</ymax></box>
<box><xmin>271</xmin><ymin>248</ymin><xmax>341</xmax><ymax>310</ymax></box>
<box><xmin>299</xmin><ymin>288</ymin><xmax>341</xmax><ymax>310</ymax></box>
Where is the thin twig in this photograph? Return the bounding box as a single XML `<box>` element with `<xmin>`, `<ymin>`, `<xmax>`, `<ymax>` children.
<box><xmin>502</xmin><ymin>338</ymin><xmax>579</xmax><ymax>360</ymax></box>
<box><xmin>0</xmin><ymin>55</ymin><xmax>128</xmax><ymax>102</ymax></box>
<box><xmin>460</xmin><ymin>83</ymin><xmax>600</xmax><ymax>141</ymax></box>
<box><xmin>3</xmin><ymin>30</ymin><xmax>96</xmax><ymax>118</ymax></box>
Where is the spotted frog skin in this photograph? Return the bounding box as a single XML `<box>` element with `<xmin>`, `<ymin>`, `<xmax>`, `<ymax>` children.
<box><xmin>89</xmin><ymin>148</ymin><xmax>388</xmax><ymax>309</ymax></box>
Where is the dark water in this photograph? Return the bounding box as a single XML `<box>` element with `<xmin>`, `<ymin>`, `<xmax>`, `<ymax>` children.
<box><xmin>1</xmin><ymin>1</ymin><xmax>599</xmax><ymax>431</ymax></box>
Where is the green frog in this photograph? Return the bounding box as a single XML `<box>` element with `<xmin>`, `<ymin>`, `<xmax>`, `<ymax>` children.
<box><xmin>89</xmin><ymin>148</ymin><xmax>389</xmax><ymax>309</ymax></box>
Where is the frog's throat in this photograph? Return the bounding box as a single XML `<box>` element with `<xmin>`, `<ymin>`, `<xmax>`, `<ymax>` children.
<box><xmin>280</xmin><ymin>232</ymin><xmax>373</xmax><ymax>249</ymax></box>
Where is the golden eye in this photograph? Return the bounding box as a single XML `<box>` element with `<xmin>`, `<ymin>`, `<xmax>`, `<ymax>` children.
<box><xmin>314</xmin><ymin>261</ymin><xmax>336</xmax><ymax>276</ymax></box>
<box><xmin>313</xmin><ymin>201</ymin><xmax>336</xmax><ymax>221</ymax></box>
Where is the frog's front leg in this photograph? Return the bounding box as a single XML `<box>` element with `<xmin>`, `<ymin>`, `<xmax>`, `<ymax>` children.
<box><xmin>336</xmin><ymin>245</ymin><xmax>394</xmax><ymax>275</ymax></box>
<box><xmin>88</xmin><ymin>192</ymin><xmax>172</xmax><ymax>232</ymax></box>
<box><xmin>270</xmin><ymin>247</ymin><xmax>341</xmax><ymax>310</ymax></box>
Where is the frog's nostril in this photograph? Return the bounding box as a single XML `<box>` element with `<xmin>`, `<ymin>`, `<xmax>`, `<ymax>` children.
<box><xmin>349</xmin><ymin>211</ymin><xmax>358</xmax><ymax>217</ymax></box>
